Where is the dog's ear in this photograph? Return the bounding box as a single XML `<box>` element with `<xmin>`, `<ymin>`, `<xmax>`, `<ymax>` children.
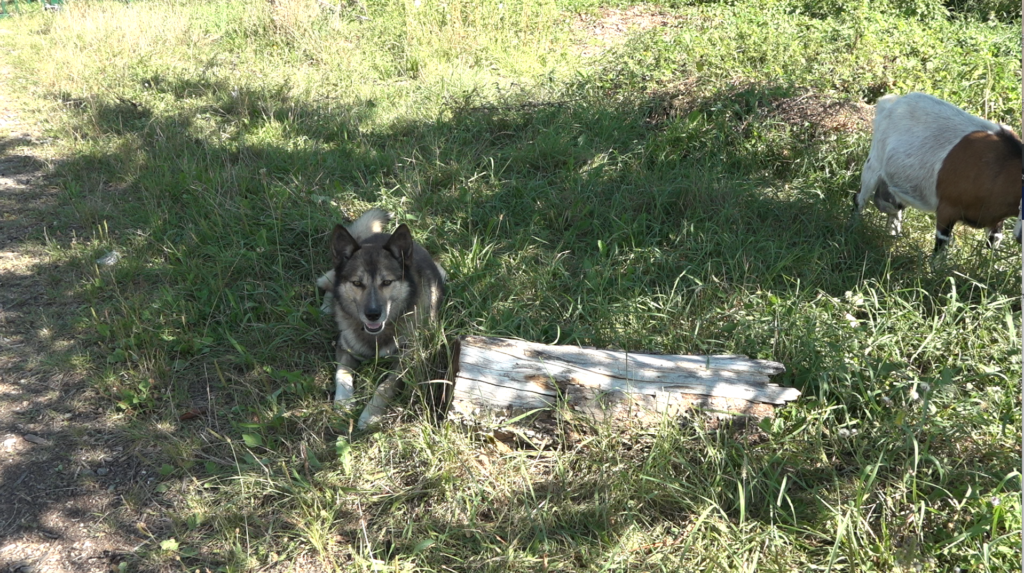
<box><xmin>384</xmin><ymin>224</ymin><xmax>414</xmax><ymax>266</ymax></box>
<box><xmin>332</xmin><ymin>224</ymin><xmax>360</xmax><ymax>267</ymax></box>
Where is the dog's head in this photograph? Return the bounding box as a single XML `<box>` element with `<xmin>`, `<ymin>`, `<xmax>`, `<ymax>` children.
<box><xmin>331</xmin><ymin>223</ymin><xmax>415</xmax><ymax>335</ymax></box>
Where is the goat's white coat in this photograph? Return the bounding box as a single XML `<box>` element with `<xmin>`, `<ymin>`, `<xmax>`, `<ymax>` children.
<box><xmin>857</xmin><ymin>92</ymin><xmax>1005</xmax><ymax>215</ymax></box>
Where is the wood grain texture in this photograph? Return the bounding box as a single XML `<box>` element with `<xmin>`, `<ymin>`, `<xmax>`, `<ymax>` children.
<box><xmin>452</xmin><ymin>336</ymin><xmax>799</xmax><ymax>422</ymax></box>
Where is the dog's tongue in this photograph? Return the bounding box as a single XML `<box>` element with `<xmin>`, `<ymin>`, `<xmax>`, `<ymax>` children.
<box><xmin>364</xmin><ymin>321</ymin><xmax>384</xmax><ymax>334</ymax></box>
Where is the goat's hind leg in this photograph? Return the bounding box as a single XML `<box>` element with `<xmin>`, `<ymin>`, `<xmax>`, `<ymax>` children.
<box><xmin>933</xmin><ymin>217</ymin><xmax>955</xmax><ymax>254</ymax></box>
<box><xmin>986</xmin><ymin>224</ymin><xmax>1004</xmax><ymax>249</ymax></box>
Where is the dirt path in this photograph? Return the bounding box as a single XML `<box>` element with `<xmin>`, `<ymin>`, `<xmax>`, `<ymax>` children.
<box><xmin>0</xmin><ymin>73</ymin><xmax>162</xmax><ymax>573</ymax></box>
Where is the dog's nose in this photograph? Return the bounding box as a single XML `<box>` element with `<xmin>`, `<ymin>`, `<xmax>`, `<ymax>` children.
<box><xmin>365</xmin><ymin>310</ymin><xmax>381</xmax><ymax>321</ymax></box>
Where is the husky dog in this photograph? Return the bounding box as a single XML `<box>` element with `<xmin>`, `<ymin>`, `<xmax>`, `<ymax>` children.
<box><xmin>316</xmin><ymin>209</ymin><xmax>445</xmax><ymax>428</ymax></box>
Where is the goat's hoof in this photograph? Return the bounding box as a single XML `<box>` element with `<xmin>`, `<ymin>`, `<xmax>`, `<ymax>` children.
<box><xmin>928</xmin><ymin>249</ymin><xmax>949</xmax><ymax>270</ymax></box>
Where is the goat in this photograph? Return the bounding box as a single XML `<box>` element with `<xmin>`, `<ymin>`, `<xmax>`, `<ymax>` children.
<box><xmin>854</xmin><ymin>92</ymin><xmax>1022</xmax><ymax>253</ymax></box>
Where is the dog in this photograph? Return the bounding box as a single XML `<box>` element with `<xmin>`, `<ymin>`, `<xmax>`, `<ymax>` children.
<box><xmin>316</xmin><ymin>208</ymin><xmax>445</xmax><ymax>428</ymax></box>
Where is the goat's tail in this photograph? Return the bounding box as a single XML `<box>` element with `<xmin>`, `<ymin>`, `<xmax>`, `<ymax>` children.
<box><xmin>870</xmin><ymin>94</ymin><xmax>900</xmax><ymax>130</ymax></box>
<box><xmin>873</xmin><ymin>94</ymin><xmax>899</xmax><ymax>115</ymax></box>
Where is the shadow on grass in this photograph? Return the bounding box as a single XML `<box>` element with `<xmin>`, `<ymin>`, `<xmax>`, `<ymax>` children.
<box><xmin>325</xmin><ymin>425</ymin><xmax>857</xmax><ymax>570</ymax></box>
<box><xmin>0</xmin><ymin>149</ymin><xmax>161</xmax><ymax>569</ymax></box>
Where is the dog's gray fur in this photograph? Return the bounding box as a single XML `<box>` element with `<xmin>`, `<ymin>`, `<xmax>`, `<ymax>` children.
<box><xmin>316</xmin><ymin>209</ymin><xmax>445</xmax><ymax>409</ymax></box>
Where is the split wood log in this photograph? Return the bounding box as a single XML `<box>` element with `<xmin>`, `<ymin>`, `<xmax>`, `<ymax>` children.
<box><xmin>451</xmin><ymin>336</ymin><xmax>799</xmax><ymax>424</ymax></box>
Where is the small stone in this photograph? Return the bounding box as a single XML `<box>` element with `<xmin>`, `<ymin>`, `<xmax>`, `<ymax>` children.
<box><xmin>96</xmin><ymin>251</ymin><xmax>120</xmax><ymax>266</ymax></box>
<box><xmin>22</xmin><ymin>434</ymin><xmax>49</xmax><ymax>445</ymax></box>
<box><xmin>96</xmin><ymin>467</ymin><xmax>110</xmax><ymax>476</ymax></box>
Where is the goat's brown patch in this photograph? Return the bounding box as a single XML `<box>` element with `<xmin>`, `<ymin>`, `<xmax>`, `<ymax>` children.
<box><xmin>935</xmin><ymin>130</ymin><xmax>1022</xmax><ymax>233</ymax></box>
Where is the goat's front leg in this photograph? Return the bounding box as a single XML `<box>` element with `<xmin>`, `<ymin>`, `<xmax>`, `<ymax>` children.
<box><xmin>854</xmin><ymin>168</ymin><xmax>879</xmax><ymax>216</ymax></box>
<box><xmin>885</xmin><ymin>209</ymin><xmax>904</xmax><ymax>237</ymax></box>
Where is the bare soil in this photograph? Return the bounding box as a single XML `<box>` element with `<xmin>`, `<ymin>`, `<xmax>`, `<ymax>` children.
<box><xmin>573</xmin><ymin>5</ymin><xmax>699</xmax><ymax>57</ymax></box>
<box><xmin>0</xmin><ymin>74</ymin><xmax>167</xmax><ymax>573</ymax></box>
<box><xmin>648</xmin><ymin>80</ymin><xmax>873</xmax><ymax>133</ymax></box>
<box><xmin>570</xmin><ymin>8</ymin><xmax>873</xmax><ymax>135</ymax></box>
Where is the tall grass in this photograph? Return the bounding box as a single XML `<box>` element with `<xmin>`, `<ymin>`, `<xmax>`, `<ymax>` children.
<box><xmin>0</xmin><ymin>0</ymin><xmax>1020</xmax><ymax>570</ymax></box>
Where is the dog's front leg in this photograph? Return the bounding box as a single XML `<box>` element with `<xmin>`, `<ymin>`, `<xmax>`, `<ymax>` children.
<box><xmin>357</xmin><ymin>374</ymin><xmax>399</xmax><ymax>429</ymax></box>
<box><xmin>334</xmin><ymin>347</ymin><xmax>361</xmax><ymax>404</ymax></box>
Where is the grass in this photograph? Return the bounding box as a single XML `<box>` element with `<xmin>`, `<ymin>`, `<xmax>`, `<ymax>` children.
<box><xmin>0</xmin><ymin>0</ymin><xmax>1021</xmax><ymax>570</ymax></box>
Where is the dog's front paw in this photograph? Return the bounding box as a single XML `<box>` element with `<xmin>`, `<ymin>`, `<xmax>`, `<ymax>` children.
<box><xmin>356</xmin><ymin>374</ymin><xmax>398</xmax><ymax>430</ymax></box>
<box><xmin>334</xmin><ymin>368</ymin><xmax>355</xmax><ymax>404</ymax></box>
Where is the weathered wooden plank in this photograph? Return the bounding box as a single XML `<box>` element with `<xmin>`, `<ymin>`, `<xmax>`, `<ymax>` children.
<box><xmin>456</xmin><ymin>355</ymin><xmax>782</xmax><ymax>399</ymax></box>
<box><xmin>452</xmin><ymin>377</ymin><xmax>557</xmax><ymax>409</ymax></box>
<box><xmin>458</xmin><ymin>344</ymin><xmax>779</xmax><ymax>384</ymax></box>
<box><xmin>451</xmin><ymin>336</ymin><xmax>799</xmax><ymax>422</ymax></box>
<box><xmin>454</xmin><ymin>363</ymin><xmax>798</xmax><ymax>404</ymax></box>
<box><xmin>461</xmin><ymin>336</ymin><xmax>786</xmax><ymax>375</ymax></box>
<box><xmin>455</xmin><ymin>342</ymin><xmax>798</xmax><ymax>404</ymax></box>
<box><xmin>564</xmin><ymin>386</ymin><xmax>777</xmax><ymax>422</ymax></box>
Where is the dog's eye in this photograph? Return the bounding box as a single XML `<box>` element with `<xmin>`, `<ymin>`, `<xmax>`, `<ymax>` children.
<box><xmin>352</xmin><ymin>281</ymin><xmax>364</xmax><ymax>288</ymax></box>
<box><xmin>381</xmin><ymin>280</ymin><xmax>392</xmax><ymax>287</ymax></box>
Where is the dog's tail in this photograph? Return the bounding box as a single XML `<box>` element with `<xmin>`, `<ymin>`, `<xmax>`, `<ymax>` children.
<box><xmin>347</xmin><ymin>208</ymin><xmax>391</xmax><ymax>241</ymax></box>
<box><xmin>316</xmin><ymin>270</ymin><xmax>335</xmax><ymax>315</ymax></box>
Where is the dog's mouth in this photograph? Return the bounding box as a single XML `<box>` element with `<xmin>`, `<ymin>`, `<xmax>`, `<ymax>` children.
<box><xmin>363</xmin><ymin>321</ymin><xmax>385</xmax><ymax>335</ymax></box>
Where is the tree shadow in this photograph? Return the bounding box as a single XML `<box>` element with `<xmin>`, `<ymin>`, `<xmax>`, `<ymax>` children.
<box><xmin>0</xmin><ymin>259</ymin><xmax>161</xmax><ymax>571</ymax></box>
<box><xmin>331</xmin><ymin>419</ymin><xmax>840</xmax><ymax>570</ymax></box>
